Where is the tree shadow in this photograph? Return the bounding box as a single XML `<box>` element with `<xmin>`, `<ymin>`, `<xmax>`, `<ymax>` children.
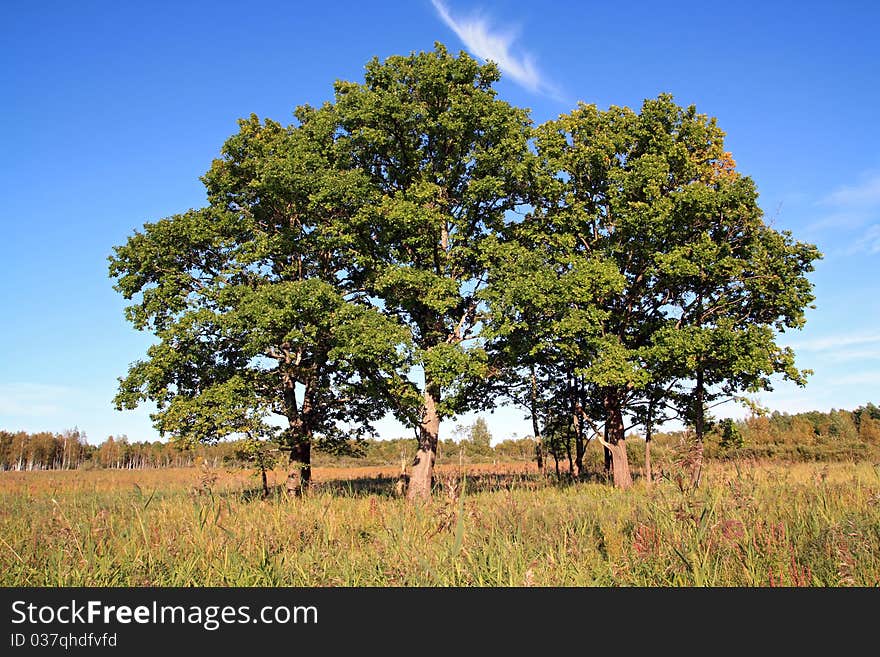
<box><xmin>234</xmin><ymin>475</ymin><xmax>402</xmax><ymax>501</ymax></box>
<box><xmin>231</xmin><ymin>468</ymin><xmax>619</xmax><ymax>502</ymax></box>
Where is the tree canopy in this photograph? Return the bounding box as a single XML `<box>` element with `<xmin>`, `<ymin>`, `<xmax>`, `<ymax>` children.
<box><xmin>110</xmin><ymin>105</ymin><xmax>412</xmax><ymax>493</ymax></box>
<box><xmin>110</xmin><ymin>44</ymin><xmax>821</xmax><ymax>498</ymax></box>
<box><xmin>331</xmin><ymin>43</ymin><xmax>534</xmax><ymax>498</ymax></box>
<box><xmin>484</xmin><ymin>95</ymin><xmax>821</xmax><ymax>487</ymax></box>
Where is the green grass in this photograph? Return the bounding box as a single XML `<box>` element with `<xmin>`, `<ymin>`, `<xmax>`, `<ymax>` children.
<box><xmin>1</xmin><ymin>461</ymin><xmax>878</xmax><ymax>586</ymax></box>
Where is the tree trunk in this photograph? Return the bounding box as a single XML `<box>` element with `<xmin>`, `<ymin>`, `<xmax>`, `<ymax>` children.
<box><xmin>600</xmin><ymin>392</ymin><xmax>633</xmax><ymax>489</ymax></box>
<box><xmin>286</xmin><ymin>439</ymin><xmax>311</xmax><ymax>496</ymax></box>
<box><xmin>607</xmin><ymin>441</ymin><xmax>632</xmax><ymax>488</ymax></box>
<box><xmin>283</xmin><ymin>374</ymin><xmax>313</xmax><ymax>496</ymax></box>
<box><xmin>691</xmin><ymin>368</ymin><xmax>705</xmax><ymax>490</ymax></box>
<box><xmin>261</xmin><ymin>462</ymin><xmax>270</xmax><ymax>499</ymax></box>
<box><xmin>572</xmin><ymin>395</ymin><xmax>584</xmax><ymax>477</ymax></box>
<box><xmin>407</xmin><ymin>383</ymin><xmax>440</xmax><ymax>501</ymax></box>
<box><xmin>572</xmin><ymin>375</ymin><xmax>587</xmax><ymax>478</ymax></box>
<box><xmin>529</xmin><ymin>366</ymin><xmax>545</xmax><ymax>475</ymax></box>
<box><xmin>645</xmin><ymin>400</ymin><xmax>654</xmax><ymax>485</ymax></box>
<box><xmin>603</xmin><ymin>424</ymin><xmax>612</xmax><ymax>477</ymax></box>
<box><xmin>564</xmin><ymin>433</ymin><xmax>574</xmax><ymax>476</ymax></box>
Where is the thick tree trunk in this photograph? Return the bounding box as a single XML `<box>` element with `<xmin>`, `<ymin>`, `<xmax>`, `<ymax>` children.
<box><xmin>603</xmin><ymin>424</ymin><xmax>612</xmax><ymax>477</ymax></box>
<box><xmin>569</xmin><ymin>371</ymin><xmax>584</xmax><ymax>477</ymax></box>
<box><xmin>691</xmin><ymin>369</ymin><xmax>705</xmax><ymax>490</ymax></box>
<box><xmin>564</xmin><ymin>434</ymin><xmax>574</xmax><ymax>476</ymax></box>
<box><xmin>286</xmin><ymin>439</ymin><xmax>311</xmax><ymax>496</ymax></box>
<box><xmin>645</xmin><ymin>401</ymin><xmax>654</xmax><ymax>485</ymax></box>
<box><xmin>407</xmin><ymin>384</ymin><xmax>440</xmax><ymax>501</ymax></box>
<box><xmin>530</xmin><ymin>367</ymin><xmax>545</xmax><ymax>475</ymax></box>
<box><xmin>608</xmin><ymin>442</ymin><xmax>632</xmax><ymax>488</ymax></box>
<box><xmin>261</xmin><ymin>463</ymin><xmax>270</xmax><ymax>498</ymax></box>
<box><xmin>573</xmin><ymin>410</ymin><xmax>585</xmax><ymax>477</ymax></box>
<box><xmin>281</xmin><ymin>374</ymin><xmax>312</xmax><ymax>496</ymax></box>
<box><xmin>600</xmin><ymin>392</ymin><xmax>633</xmax><ymax>489</ymax></box>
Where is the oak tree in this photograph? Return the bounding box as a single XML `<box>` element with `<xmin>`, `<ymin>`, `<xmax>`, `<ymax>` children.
<box><xmin>495</xmin><ymin>95</ymin><xmax>820</xmax><ymax>487</ymax></box>
<box><xmin>110</xmin><ymin>106</ymin><xmax>411</xmax><ymax>494</ymax></box>
<box><xmin>333</xmin><ymin>44</ymin><xmax>533</xmax><ymax>498</ymax></box>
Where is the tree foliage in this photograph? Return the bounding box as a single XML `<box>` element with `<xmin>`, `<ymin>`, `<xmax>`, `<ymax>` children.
<box><xmin>109</xmin><ymin>44</ymin><xmax>821</xmax><ymax>498</ymax></box>
<box><xmin>331</xmin><ymin>43</ymin><xmax>533</xmax><ymax>497</ymax></box>
<box><xmin>484</xmin><ymin>95</ymin><xmax>821</xmax><ymax>487</ymax></box>
<box><xmin>110</xmin><ymin>105</ymin><xmax>411</xmax><ymax>492</ymax></box>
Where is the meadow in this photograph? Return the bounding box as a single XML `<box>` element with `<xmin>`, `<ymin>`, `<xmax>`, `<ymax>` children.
<box><xmin>1</xmin><ymin>459</ymin><xmax>878</xmax><ymax>586</ymax></box>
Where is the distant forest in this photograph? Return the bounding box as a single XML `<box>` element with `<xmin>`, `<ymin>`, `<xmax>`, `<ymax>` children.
<box><xmin>2</xmin><ymin>404</ymin><xmax>879</xmax><ymax>472</ymax></box>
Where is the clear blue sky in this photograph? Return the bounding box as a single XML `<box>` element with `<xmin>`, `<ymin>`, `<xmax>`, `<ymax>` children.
<box><xmin>2</xmin><ymin>0</ymin><xmax>878</xmax><ymax>444</ymax></box>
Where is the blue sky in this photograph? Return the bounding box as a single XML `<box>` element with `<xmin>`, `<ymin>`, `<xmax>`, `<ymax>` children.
<box><xmin>2</xmin><ymin>0</ymin><xmax>878</xmax><ymax>444</ymax></box>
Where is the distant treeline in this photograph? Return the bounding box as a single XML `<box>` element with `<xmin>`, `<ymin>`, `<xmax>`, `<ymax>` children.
<box><xmin>0</xmin><ymin>430</ymin><xmax>231</xmax><ymax>471</ymax></box>
<box><xmin>2</xmin><ymin>403</ymin><xmax>879</xmax><ymax>472</ymax></box>
<box><xmin>635</xmin><ymin>404</ymin><xmax>880</xmax><ymax>470</ymax></box>
<box><xmin>0</xmin><ymin>426</ymin><xmax>533</xmax><ymax>472</ymax></box>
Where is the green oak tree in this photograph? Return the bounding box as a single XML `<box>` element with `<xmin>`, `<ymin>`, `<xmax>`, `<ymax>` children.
<box><xmin>494</xmin><ymin>95</ymin><xmax>820</xmax><ymax>488</ymax></box>
<box><xmin>109</xmin><ymin>106</ymin><xmax>412</xmax><ymax>494</ymax></box>
<box><xmin>637</xmin><ymin>99</ymin><xmax>821</xmax><ymax>486</ymax></box>
<box><xmin>333</xmin><ymin>44</ymin><xmax>533</xmax><ymax>499</ymax></box>
<box><xmin>481</xmin><ymin>232</ymin><xmax>622</xmax><ymax>477</ymax></box>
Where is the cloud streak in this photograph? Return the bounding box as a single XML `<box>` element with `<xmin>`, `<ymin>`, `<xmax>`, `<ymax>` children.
<box><xmin>431</xmin><ymin>0</ymin><xmax>557</xmax><ymax>97</ymax></box>
<box><xmin>821</xmin><ymin>171</ymin><xmax>880</xmax><ymax>207</ymax></box>
<box><xmin>810</xmin><ymin>170</ymin><xmax>880</xmax><ymax>255</ymax></box>
<box><xmin>849</xmin><ymin>224</ymin><xmax>880</xmax><ymax>255</ymax></box>
<box><xmin>830</xmin><ymin>371</ymin><xmax>880</xmax><ymax>386</ymax></box>
<box><xmin>819</xmin><ymin>346</ymin><xmax>880</xmax><ymax>362</ymax></box>
<box><xmin>0</xmin><ymin>382</ymin><xmax>75</xmax><ymax>417</ymax></box>
<box><xmin>785</xmin><ymin>332</ymin><xmax>880</xmax><ymax>352</ymax></box>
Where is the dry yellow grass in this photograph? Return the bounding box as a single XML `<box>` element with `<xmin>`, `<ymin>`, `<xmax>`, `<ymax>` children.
<box><xmin>1</xmin><ymin>460</ymin><xmax>878</xmax><ymax>586</ymax></box>
<box><xmin>0</xmin><ymin>461</ymin><xmax>540</xmax><ymax>496</ymax></box>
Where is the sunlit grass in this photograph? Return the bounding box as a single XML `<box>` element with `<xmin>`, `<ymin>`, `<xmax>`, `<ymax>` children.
<box><xmin>1</xmin><ymin>461</ymin><xmax>877</xmax><ymax>586</ymax></box>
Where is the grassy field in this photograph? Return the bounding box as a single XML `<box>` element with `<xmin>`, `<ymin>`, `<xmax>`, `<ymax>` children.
<box><xmin>1</xmin><ymin>460</ymin><xmax>878</xmax><ymax>586</ymax></box>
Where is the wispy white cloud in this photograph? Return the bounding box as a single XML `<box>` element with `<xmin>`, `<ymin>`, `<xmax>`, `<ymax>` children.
<box><xmin>848</xmin><ymin>224</ymin><xmax>880</xmax><ymax>255</ymax></box>
<box><xmin>741</xmin><ymin>372</ymin><xmax>877</xmax><ymax>418</ymax></box>
<box><xmin>821</xmin><ymin>346</ymin><xmax>880</xmax><ymax>362</ymax></box>
<box><xmin>784</xmin><ymin>332</ymin><xmax>880</xmax><ymax>352</ymax></box>
<box><xmin>830</xmin><ymin>371</ymin><xmax>880</xmax><ymax>386</ymax></box>
<box><xmin>0</xmin><ymin>382</ymin><xmax>73</xmax><ymax>416</ymax></box>
<box><xmin>821</xmin><ymin>172</ymin><xmax>880</xmax><ymax>207</ymax></box>
<box><xmin>810</xmin><ymin>171</ymin><xmax>880</xmax><ymax>254</ymax></box>
<box><xmin>0</xmin><ymin>381</ymin><xmax>159</xmax><ymax>443</ymax></box>
<box><xmin>431</xmin><ymin>0</ymin><xmax>558</xmax><ymax>97</ymax></box>
<box><xmin>779</xmin><ymin>332</ymin><xmax>880</xmax><ymax>396</ymax></box>
<box><xmin>807</xmin><ymin>211</ymin><xmax>870</xmax><ymax>233</ymax></box>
